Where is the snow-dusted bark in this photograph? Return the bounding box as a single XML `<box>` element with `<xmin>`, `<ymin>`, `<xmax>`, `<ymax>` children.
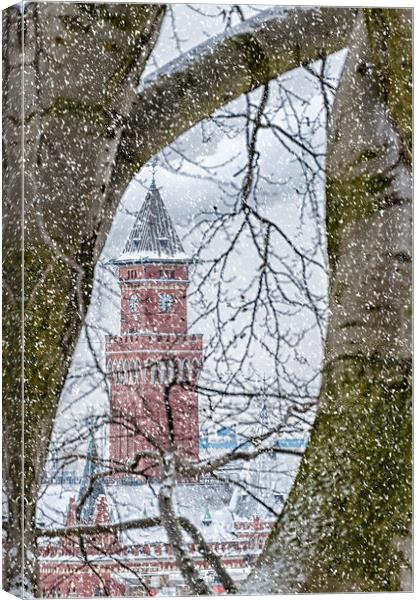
<box><xmin>245</xmin><ymin>9</ymin><xmax>412</xmax><ymax>593</ymax></box>
<box><xmin>2</xmin><ymin>4</ymin><xmax>165</xmax><ymax>594</ymax></box>
<box><xmin>158</xmin><ymin>460</ymin><xmax>211</xmax><ymax>595</ymax></box>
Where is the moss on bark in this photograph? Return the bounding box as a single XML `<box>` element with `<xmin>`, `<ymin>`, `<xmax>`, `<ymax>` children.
<box><xmin>297</xmin><ymin>357</ymin><xmax>411</xmax><ymax>591</ymax></box>
<box><xmin>326</xmin><ymin>166</ymin><xmax>391</xmax><ymax>274</ymax></box>
<box><xmin>364</xmin><ymin>9</ymin><xmax>412</xmax><ymax>156</ymax></box>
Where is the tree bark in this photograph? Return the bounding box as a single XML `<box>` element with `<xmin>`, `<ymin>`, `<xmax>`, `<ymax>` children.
<box><xmin>158</xmin><ymin>462</ymin><xmax>211</xmax><ymax>596</ymax></box>
<box><xmin>2</xmin><ymin>4</ymin><xmax>165</xmax><ymax>594</ymax></box>
<box><xmin>245</xmin><ymin>9</ymin><xmax>412</xmax><ymax>593</ymax></box>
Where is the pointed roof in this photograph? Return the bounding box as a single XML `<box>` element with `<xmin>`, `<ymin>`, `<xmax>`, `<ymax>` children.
<box><xmin>202</xmin><ymin>505</ymin><xmax>212</xmax><ymax>525</ymax></box>
<box><xmin>251</xmin><ymin>377</ymin><xmax>271</xmax><ymax>439</ymax></box>
<box><xmin>78</xmin><ymin>425</ymin><xmax>106</xmax><ymax>523</ymax></box>
<box><xmin>118</xmin><ymin>182</ymin><xmax>188</xmax><ymax>263</ymax></box>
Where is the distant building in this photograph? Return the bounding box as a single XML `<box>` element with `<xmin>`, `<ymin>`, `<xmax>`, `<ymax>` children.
<box><xmin>106</xmin><ymin>179</ymin><xmax>201</xmax><ymax>474</ymax></box>
<box><xmin>39</xmin><ymin>182</ymin><xmax>295</xmax><ymax>597</ymax></box>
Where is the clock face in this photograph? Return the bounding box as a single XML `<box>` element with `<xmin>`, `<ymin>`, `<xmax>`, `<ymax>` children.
<box><xmin>159</xmin><ymin>293</ymin><xmax>174</xmax><ymax>312</ymax></box>
<box><xmin>129</xmin><ymin>294</ymin><xmax>140</xmax><ymax>314</ymax></box>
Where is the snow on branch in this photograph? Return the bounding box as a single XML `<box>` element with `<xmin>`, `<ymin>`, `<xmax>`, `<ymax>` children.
<box><xmin>100</xmin><ymin>6</ymin><xmax>356</xmax><ymax>249</ymax></box>
<box><xmin>122</xmin><ymin>7</ymin><xmax>356</xmax><ymax>166</ymax></box>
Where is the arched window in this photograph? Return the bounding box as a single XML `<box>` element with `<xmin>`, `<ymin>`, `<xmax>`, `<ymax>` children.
<box><xmin>151</xmin><ymin>362</ymin><xmax>159</xmax><ymax>385</ymax></box>
<box><xmin>159</xmin><ymin>361</ymin><xmax>168</xmax><ymax>385</ymax></box>
<box><xmin>175</xmin><ymin>358</ymin><xmax>183</xmax><ymax>382</ymax></box>
<box><xmin>191</xmin><ymin>358</ymin><xmax>201</xmax><ymax>380</ymax></box>
<box><xmin>116</xmin><ymin>361</ymin><xmax>125</xmax><ymax>384</ymax></box>
<box><xmin>182</xmin><ymin>359</ymin><xmax>190</xmax><ymax>383</ymax></box>
<box><xmin>134</xmin><ymin>359</ymin><xmax>141</xmax><ymax>384</ymax></box>
<box><xmin>128</xmin><ymin>360</ymin><xmax>137</xmax><ymax>385</ymax></box>
<box><xmin>166</xmin><ymin>360</ymin><xmax>175</xmax><ymax>384</ymax></box>
<box><xmin>123</xmin><ymin>359</ymin><xmax>130</xmax><ymax>384</ymax></box>
<box><xmin>140</xmin><ymin>361</ymin><xmax>148</xmax><ymax>383</ymax></box>
<box><xmin>106</xmin><ymin>361</ymin><xmax>113</xmax><ymax>383</ymax></box>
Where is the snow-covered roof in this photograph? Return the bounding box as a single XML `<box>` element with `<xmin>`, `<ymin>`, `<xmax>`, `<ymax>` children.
<box><xmin>106</xmin><ymin>481</ymin><xmax>237</xmax><ymax>545</ymax></box>
<box><xmin>37</xmin><ymin>467</ymin><xmax>291</xmax><ymax>546</ymax></box>
<box><xmin>117</xmin><ymin>182</ymin><xmax>188</xmax><ymax>263</ymax></box>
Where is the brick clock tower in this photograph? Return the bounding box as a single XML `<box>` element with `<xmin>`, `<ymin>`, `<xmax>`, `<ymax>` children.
<box><xmin>105</xmin><ymin>181</ymin><xmax>202</xmax><ymax>477</ymax></box>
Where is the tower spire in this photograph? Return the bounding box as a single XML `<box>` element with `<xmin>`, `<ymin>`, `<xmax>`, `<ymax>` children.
<box><xmin>119</xmin><ymin>180</ymin><xmax>186</xmax><ymax>261</ymax></box>
<box><xmin>151</xmin><ymin>156</ymin><xmax>158</xmax><ymax>188</ymax></box>
<box><xmin>78</xmin><ymin>419</ymin><xmax>106</xmax><ymax>523</ymax></box>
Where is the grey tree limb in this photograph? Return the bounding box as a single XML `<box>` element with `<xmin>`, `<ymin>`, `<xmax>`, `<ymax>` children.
<box><xmin>94</xmin><ymin>6</ymin><xmax>357</xmax><ymax>256</ymax></box>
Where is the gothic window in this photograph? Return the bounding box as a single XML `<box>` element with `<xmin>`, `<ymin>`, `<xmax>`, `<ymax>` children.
<box><xmin>175</xmin><ymin>358</ymin><xmax>183</xmax><ymax>382</ymax></box>
<box><xmin>182</xmin><ymin>359</ymin><xmax>190</xmax><ymax>382</ymax></box>
<box><xmin>129</xmin><ymin>294</ymin><xmax>140</xmax><ymax>314</ymax></box>
<box><xmin>129</xmin><ymin>360</ymin><xmax>137</xmax><ymax>385</ymax></box>
<box><xmin>159</xmin><ymin>361</ymin><xmax>168</xmax><ymax>385</ymax></box>
<box><xmin>192</xmin><ymin>358</ymin><xmax>201</xmax><ymax>380</ymax></box>
<box><xmin>116</xmin><ymin>362</ymin><xmax>123</xmax><ymax>384</ymax></box>
<box><xmin>159</xmin><ymin>360</ymin><xmax>174</xmax><ymax>385</ymax></box>
<box><xmin>106</xmin><ymin>361</ymin><xmax>112</xmax><ymax>382</ymax></box>
<box><xmin>134</xmin><ymin>360</ymin><xmax>141</xmax><ymax>384</ymax></box>
<box><xmin>116</xmin><ymin>361</ymin><xmax>128</xmax><ymax>385</ymax></box>
<box><xmin>166</xmin><ymin>360</ymin><xmax>175</xmax><ymax>384</ymax></box>
<box><xmin>123</xmin><ymin>360</ymin><xmax>130</xmax><ymax>384</ymax></box>
<box><xmin>151</xmin><ymin>362</ymin><xmax>159</xmax><ymax>384</ymax></box>
<box><xmin>141</xmin><ymin>361</ymin><xmax>148</xmax><ymax>383</ymax></box>
<box><xmin>159</xmin><ymin>293</ymin><xmax>174</xmax><ymax>312</ymax></box>
<box><xmin>160</xmin><ymin>269</ymin><xmax>175</xmax><ymax>279</ymax></box>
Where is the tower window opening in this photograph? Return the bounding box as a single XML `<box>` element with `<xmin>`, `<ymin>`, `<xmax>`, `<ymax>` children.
<box><xmin>182</xmin><ymin>359</ymin><xmax>190</xmax><ymax>383</ymax></box>
<box><xmin>160</xmin><ymin>269</ymin><xmax>175</xmax><ymax>279</ymax></box>
<box><xmin>151</xmin><ymin>363</ymin><xmax>159</xmax><ymax>385</ymax></box>
<box><xmin>159</xmin><ymin>237</ymin><xmax>169</xmax><ymax>252</ymax></box>
<box><xmin>129</xmin><ymin>294</ymin><xmax>140</xmax><ymax>314</ymax></box>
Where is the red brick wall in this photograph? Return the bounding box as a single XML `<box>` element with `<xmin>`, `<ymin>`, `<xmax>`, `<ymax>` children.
<box><xmin>119</xmin><ymin>263</ymin><xmax>189</xmax><ymax>335</ymax></box>
<box><xmin>41</xmin><ymin>564</ymin><xmax>125</xmax><ymax>597</ymax></box>
<box><xmin>106</xmin><ymin>260</ymin><xmax>202</xmax><ymax>475</ymax></box>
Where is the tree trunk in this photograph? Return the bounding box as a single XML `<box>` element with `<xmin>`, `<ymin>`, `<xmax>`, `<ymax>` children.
<box><xmin>2</xmin><ymin>4</ymin><xmax>165</xmax><ymax>594</ymax></box>
<box><xmin>246</xmin><ymin>9</ymin><xmax>412</xmax><ymax>593</ymax></box>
